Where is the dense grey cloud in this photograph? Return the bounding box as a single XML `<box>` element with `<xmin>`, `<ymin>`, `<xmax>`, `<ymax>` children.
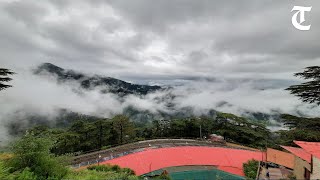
<box><xmin>1</xmin><ymin>0</ymin><xmax>320</xmax><ymax>79</ymax></box>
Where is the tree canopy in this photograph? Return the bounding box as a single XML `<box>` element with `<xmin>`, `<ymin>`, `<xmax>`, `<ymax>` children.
<box><xmin>7</xmin><ymin>134</ymin><xmax>68</xmax><ymax>179</ymax></box>
<box><xmin>275</xmin><ymin>114</ymin><xmax>320</xmax><ymax>145</ymax></box>
<box><xmin>0</xmin><ymin>134</ymin><xmax>138</xmax><ymax>180</ymax></box>
<box><xmin>24</xmin><ymin>113</ymin><xmax>272</xmax><ymax>156</ymax></box>
<box><xmin>0</xmin><ymin>68</ymin><xmax>14</xmax><ymax>91</ymax></box>
<box><xmin>286</xmin><ymin>66</ymin><xmax>320</xmax><ymax>105</ymax></box>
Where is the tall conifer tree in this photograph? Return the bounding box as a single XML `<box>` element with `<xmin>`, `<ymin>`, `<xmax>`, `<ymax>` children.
<box><xmin>0</xmin><ymin>68</ymin><xmax>14</xmax><ymax>91</ymax></box>
<box><xmin>286</xmin><ymin>66</ymin><xmax>320</xmax><ymax>105</ymax></box>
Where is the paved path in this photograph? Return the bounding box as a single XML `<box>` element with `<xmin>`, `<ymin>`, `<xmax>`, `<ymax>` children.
<box><xmin>259</xmin><ymin>167</ymin><xmax>291</xmax><ymax>180</ymax></box>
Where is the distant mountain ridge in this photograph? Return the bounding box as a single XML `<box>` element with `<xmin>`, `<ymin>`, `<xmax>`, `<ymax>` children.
<box><xmin>27</xmin><ymin>63</ymin><xmax>284</xmax><ymax>132</ymax></box>
<box><xmin>34</xmin><ymin>63</ymin><xmax>162</xmax><ymax>95</ymax></box>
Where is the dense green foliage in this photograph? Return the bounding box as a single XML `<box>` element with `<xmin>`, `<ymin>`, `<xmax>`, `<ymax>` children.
<box><xmin>144</xmin><ymin>113</ymin><xmax>271</xmax><ymax>147</ymax></box>
<box><xmin>0</xmin><ymin>68</ymin><xmax>14</xmax><ymax>91</ymax></box>
<box><xmin>286</xmin><ymin>66</ymin><xmax>320</xmax><ymax>105</ymax></box>
<box><xmin>65</xmin><ymin>169</ymin><xmax>139</xmax><ymax>180</ymax></box>
<box><xmin>275</xmin><ymin>114</ymin><xmax>320</xmax><ymax>146</ymax></box>
<box><xmin>27</xmin><ymin>112</ymin><xmax>272</xmax><ymax>155</ymax></box>
<box><xmin>66</xmin><ymin>164</ymin><xmax>138</xmax><ymax>180</ymax></box>
<box><xmin>17</xmin><ymin>110</ymin><xmax>320</xmax><ymax>159</ymax></box>
<box><xmin>7</xmin><ymin>134</ymin><xmax>68</xmax><ymax>179</ymax></box>
<box><xmin>27</xmin><ymin>115</ymin><xmax>136</xmax><ymax>155</ymax></box>
<box><xmin>0</xmin><ymin>135</ymin><xmax>138</xmax><ymax>180</ymax></box>
<box><xmin>214</xmin><ymin>113</ymin><xmax>271</xmax><ymax>147</ymax></box>
<box><xmin>0</xmin><ymin>160</ymin><xmax>13</xmax><ymax>179</ymax></box>
<box><xmin>243</xmin><ymin>160</ymin><xmax>259</xmax><ymax>179</ymax></box>
<box><xmin>87</xmin><ymin>164</ymin><xmax>135</xmax><ymax>175</ymax></box>
<box><xmin>277</xmin><ymin>66</ymin><xmax>320</xmax><ymax>145</ymax></box>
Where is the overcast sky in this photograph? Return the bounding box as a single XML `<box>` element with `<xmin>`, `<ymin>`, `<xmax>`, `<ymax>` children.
<box><xmin>1</xmin><ymin>0</ymin><xmax>320</xmax><ymax>81</ymax></box>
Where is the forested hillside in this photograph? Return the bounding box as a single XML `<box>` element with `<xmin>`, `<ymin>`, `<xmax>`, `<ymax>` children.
<box><xmin>23</xmin><ymin>112</ymin><xmax>273</xmax><ymax>155</ymax></box>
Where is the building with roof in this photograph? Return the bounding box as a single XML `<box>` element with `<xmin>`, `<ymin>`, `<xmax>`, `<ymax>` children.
<box><xmin>295</xmin><ymin>141</ymin><xmax>320</xmax><ymax>180</ymax></box>
<box><xmin>281</xmin><ymin>141</ymin><xmax>320</xmax><ymax>180</ymax></box>
<box><xmin>266</xmin><ymin>148</ymin><xmax>295</xmax><ymax>169</ymax></box>
<box><xmin>281</xmin><ymin>146</ymin><xmax>312</xmax><ymax>179</ymax></box>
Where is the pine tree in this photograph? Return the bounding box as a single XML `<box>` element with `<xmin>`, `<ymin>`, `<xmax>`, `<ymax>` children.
<box><xmin>286</xmin><ymin>66</ymin><xmax>320</xmax><ymax>105</ymax></box>
<box><xmin>112</xmin><ymin>115</ymin><xmax>135</xmax><ymax>144</ymax></box>
<box><xmin>0</xmin><ymin>68</ymin><xmax>14</xmax><ymax>91</ymax></box>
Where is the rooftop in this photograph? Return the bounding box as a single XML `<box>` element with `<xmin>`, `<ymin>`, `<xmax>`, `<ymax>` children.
<box><xmin>294</xmin><ymin>141</ymin><xmax>320</xmax><ymax>159</ymax></box>
<box><xmin>281</xmin><ymin>145</ymin><xmax>311</xmax><ymax>163</ymax></box>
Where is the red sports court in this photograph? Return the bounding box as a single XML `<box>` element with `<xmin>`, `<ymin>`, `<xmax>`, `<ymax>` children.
<box><xmin>101</xmin><ymin>146</ymin><xmax>265</xmax><ymax>176</ymax></box>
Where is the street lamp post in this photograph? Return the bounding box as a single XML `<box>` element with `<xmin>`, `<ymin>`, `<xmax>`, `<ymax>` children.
<box><xmin>98</xmin><ymin>154</ymin><xmax>101</xmax><ymax>166</ymax></box>
<box><xmin>200</xmin><ymin>124</ymin><xmax>202</xmax><ymax>140</ymax></box>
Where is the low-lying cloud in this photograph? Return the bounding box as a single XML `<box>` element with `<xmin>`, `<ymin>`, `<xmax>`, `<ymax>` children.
<box><xmin>1</xmin><ymin>67</ymin><xmax>320</xmax><ymax>143</ymax></box>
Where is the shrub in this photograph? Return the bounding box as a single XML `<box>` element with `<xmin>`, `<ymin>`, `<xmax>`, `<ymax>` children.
<box><xmin>88</xmin><ymin>164</ymin><xmax>135</xmax><ymax>175</ymax></box>
<box><xmin>0</xmin><ymin>160</ymin><xmax>12</xmax><ymax>179</ymax></box>
<box><xmin>8</xmin><ymin>135</ymin><xmax>68</xmax><ymax>179</ymax></box>
<box><xmin>66</xmin><ymin>169</ymin><xmax>139</xmax><ymax>180</ymax></box>
<box><xmin>16</xmin><ymin>167</ymin><xmax>38</xmax><ymax>180</ymax></box>
<box><xmin>121</xmin><ymin>167</ymin><xmax>135</xmax><ymax>175</ymax></box>
<box><xmin>243</xmin><ymin>159</ymin><xmax>259</xmax><ymax>180</ymax></box>
<box><xmin>111</xmin><ymin>164</ymin><xmax>121</xmax><ymax>172</ymax></box>
<box><xmin>87</xmin><ymin>164</ymin><xmax>112</xmax><ymax>172</ymax></box>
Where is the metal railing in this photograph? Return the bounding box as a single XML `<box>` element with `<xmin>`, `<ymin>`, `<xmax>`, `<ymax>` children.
<box><xmin>71</xmin><ymin>139</ymin><xmax>226</xmax><ymax>168</ymax></box>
